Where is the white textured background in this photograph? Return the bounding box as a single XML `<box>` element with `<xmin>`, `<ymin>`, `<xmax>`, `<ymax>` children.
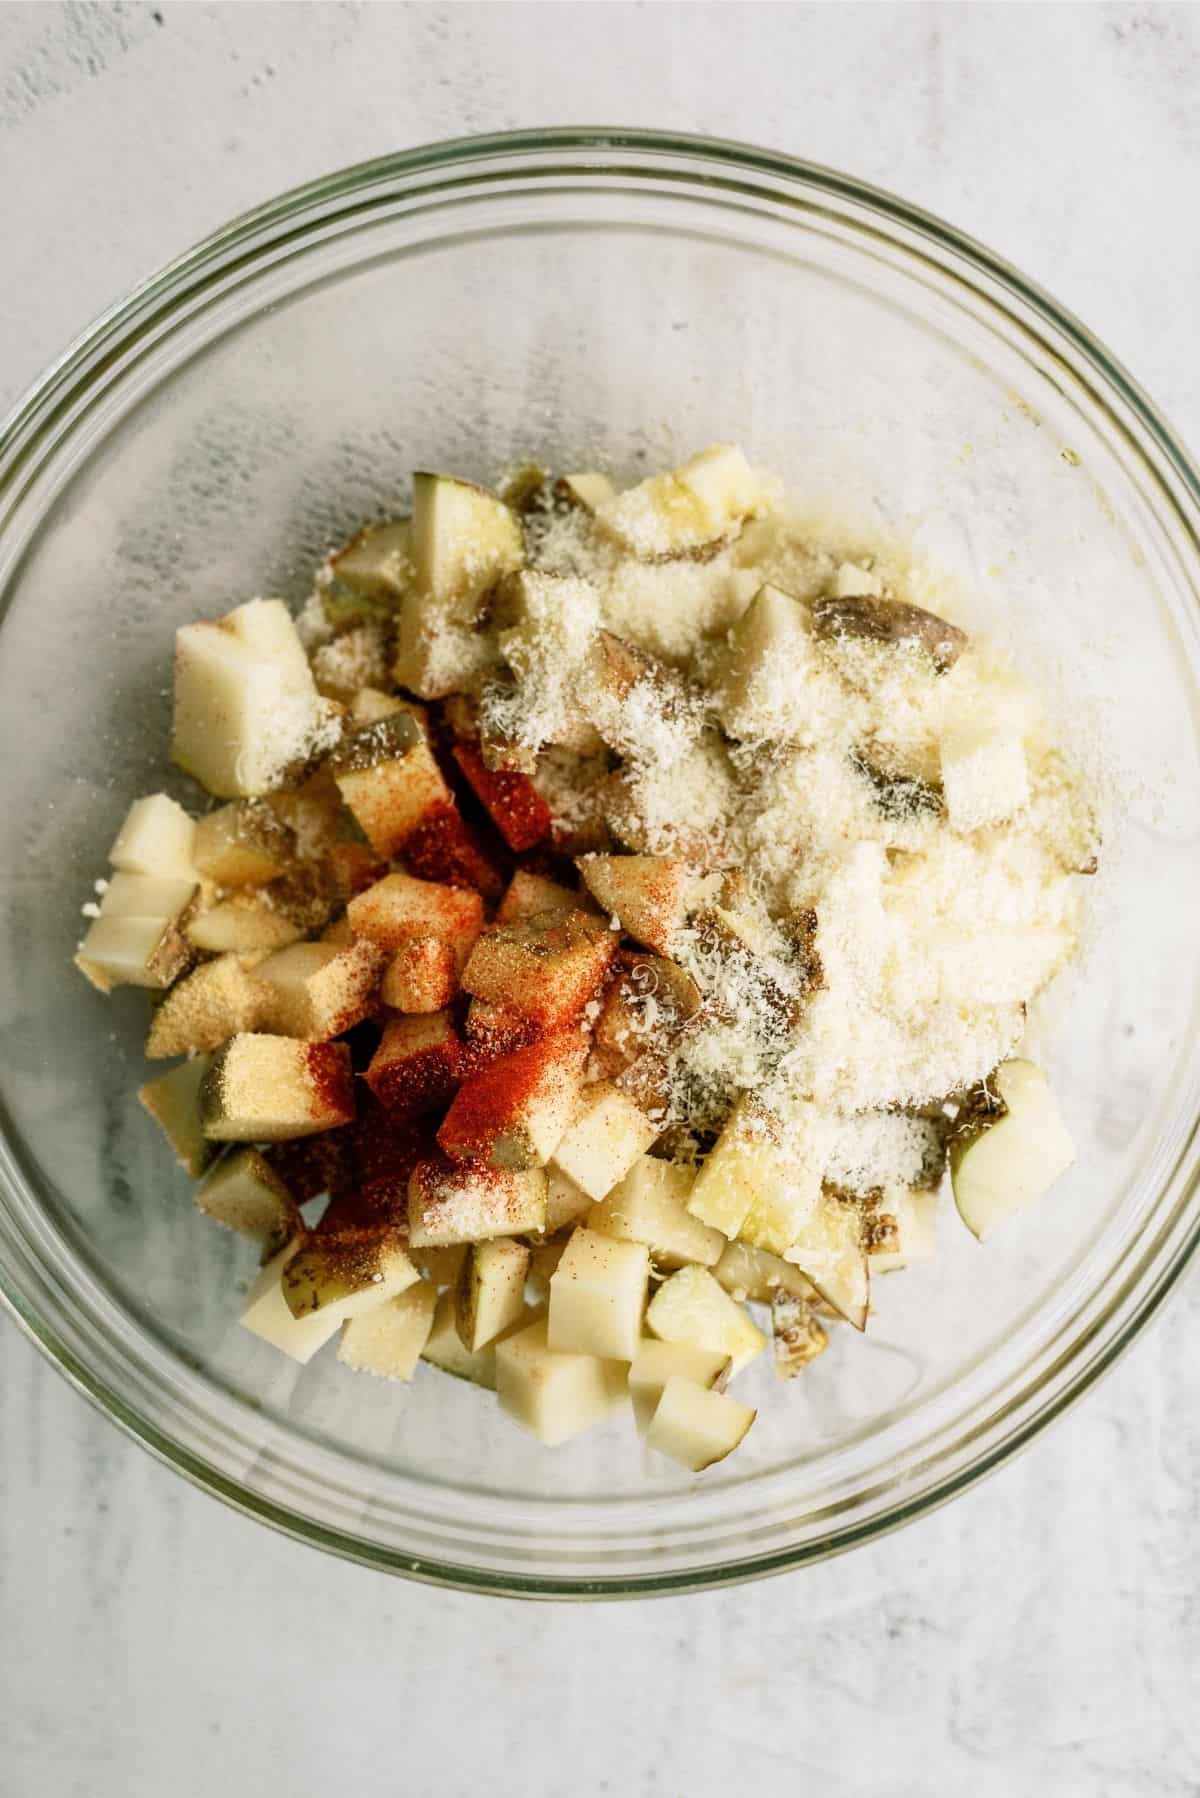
<box><xmin>1</xmin><ymin>6</ymin><xmax>1198</xmax><ymax>1795</ymax></box>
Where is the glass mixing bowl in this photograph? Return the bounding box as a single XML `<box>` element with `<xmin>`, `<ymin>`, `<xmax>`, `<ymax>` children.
<box><xmin>1</xmin><ymin>130</ymin><xmax>1198</xmax><ymax>1598</ymax></box>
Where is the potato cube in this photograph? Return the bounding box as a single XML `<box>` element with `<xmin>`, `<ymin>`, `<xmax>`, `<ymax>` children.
<box><xmin>173</xmin><ymin>599</ymin><xmax>337</xmax><ymax>798</ymax></box>
<box><xmin>941</xmin><ymin>719</ymin><xmax>1030</xmax><ymax>831</ymax></box>
<box><xmin>645</xmin><ymin>1376</ymin><xmax>756</xmax><ymax>1471</ymax></box>
<box><xmin>399</xmin><ymin>800</ymin><xmax>504</xmax><ymax>899</ymax></box>
<box><xmin>421</xmin><ymin>1289</ymin><xmax>499</xmax><ymax>1388</ymax></box>
<box><xmin>200</xmin><ymin>1035</ymin><xmax>355</xmax><ymax>1141</ymax></box>
<box><xmin>771</xmin><ymin>1294</ymin><xmax>829</xmax><ymax>1379</ymax></box>
<box><xmin>187</xmin><ymin>897</ymin><xmax>304</xmax><ymax>955</ymax></box>
<box><xmin>451</xmin><ymin>740</ymin><xmax>553</xmax><ymax>851</ymax></box>
<box><xmin>462</xmin><ymin>999</ymin><xmax>543</xmax><ymax>1070</ymax></box>
<box><xmin>545</xmin><ymin>1166</ymin><xmax>592</xmax><ymax>1234</ymax></box>
<box><xmin>195</xmin><ymin>1147</ymin><xmax>301</xmax><ymax>1251</ymax></box>
<box><xmin>381</xmin><ymin>937</ymin><xmax>460</xmax><ymax>1012</ymax></box>
<box><xmin>547</xmin><ymin>1226</ymin><xmax>649</xmax><ymax>1361</ymax></box>
<box><xmin>496</xmin><ymin>870</ymin><xmax>582</xmax><ymax>924</ymax></box>
<box><xmin>76</xmin><ymin>913</ymin><xmax>194</xmax><ymax>995</ymax></box>
<box><xmin>254</xmin><ymin>939</ymin><xmax>384</xmax><ymax>1040</ymax></box>
<box><xmin>338</xmin><ymin>1281</ymin><xmax>438</xmax><ymax>1381</ymax></box>
<box><xmin>281</xmin><ymin>1228</ymin><xmax>417</xmax><ymax>1319</ymax></box>
<box><xmin>363</xmin><ymin>1011</ymin><xmax>461</xmax><ymax>1118</ymax></box>
<box><xmin>437</xmin><ymin>1031</ymin><xmax>588</xmax><ymax>1170</ymax></box>
<box><xmin>628</xmin><ymin>1339</ymin><xmax>732</xmax><ymax>1433</ymax></box>
<box><xmin>192</xmin><ymin>799</ymin><xmax>295</xmax><ymax>886</ymax></box>
<box><xmin>138</xmin><ymin>1054</ymin><xmax>213</xmax><ymax>1176</ymax></box>
<box><xmin>455</xmin><ymin>1238</ymin><xmax>531</xmax><ymax>1350</ymax></box>
<box><xmin>576</xmin><ymin>854</ymin><xmax>697</xmax><ymax>955</ymax></box>
<box><xmin>712</xmin><ymin>1241</ymin><xmax>818</xmax><ymax>1304</ymax></box>
<box><xmin>596</xmin><ymin>444</ymin><xmax>765</xmax><ymax>559</ymax></box>
<box><xmin>870</xmin><ymin>1188</ymin><xmax>939</xmax><ymax>1274</ymax></box>
<box><xmin>330</xmin><ymin>712</ymin><xmax>452</xmax><ymax>858</ymax></box>
<box><xmin>144</xmin><ymin>954</ymin><xmax>268</xmax><ymax>1058</ymax></box>
<box><xmin>407</xmin><ymin>1155</ymin><xmax>547</xmax><ymax>1247</ymax></box>
<box><xmin>239</xmin><ymin>1244</ymin><xmax>342</xmax><ymax>1365</ymax></box>
<box><xmin>686</xmin><ymin>1096</ymin><xmax>786</xmax><ymax>1240</ymax></box>
<box><xmin>588</xmin><ymin>1157</ymin><xmax>724</xmax><ymax>1269</ymax></box>
<box><xmin>645</xmin><ymin>1264</ymin><xmax>765</xmax><ymax>1374</ymax></box>
<box><xmin>550</xmin><ymin>1082</ymin><xmax>661</xmax><ymax>1201</ymax></box>
<box><xmin>411</xmin><ymin>1243</ymin><xmax>469</xmax><ymax>1289</ymax></box>
<box><xmin>347</xmin><ymin>870</ymin><xmax>482</xmax><ymax>955</ymax></box>
<box><xmin>463</xmin><ymin>910</ymin><xmax>617</xmax><ymax>1026</ymax></box>
<box><xmin>108</xmin><ymin>793</ymin><xmax>197</xmax><ymax>878</ymax></box>
<box><xmin>495</xmin><ymin>1317</ymin><xmax>627</xmax><ymax>1446</ymax></box>
<box><xmin>782</xmin><ymin>1188</ymin><xmax>870</xmax><ymax>1330</ymax></box>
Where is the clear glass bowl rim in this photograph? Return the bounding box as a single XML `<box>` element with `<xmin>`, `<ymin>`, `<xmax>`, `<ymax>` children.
<box><xmin>1</xmin><ymin>126</ymin><xmax>1198</xmax><ymax>1599</ymax></box>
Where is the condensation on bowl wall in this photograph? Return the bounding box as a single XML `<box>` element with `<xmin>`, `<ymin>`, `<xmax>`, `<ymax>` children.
<box><xmin>0</xmin><ymin>130</ymin><xmax>1198</xmax><ymax>1596</ymax></box>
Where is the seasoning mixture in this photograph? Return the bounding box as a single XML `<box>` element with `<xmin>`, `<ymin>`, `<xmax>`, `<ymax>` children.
<box><xmin>76</xmin><ymin>446</ymin><xmax>1093</xmax><ymax>1471</ymax></box>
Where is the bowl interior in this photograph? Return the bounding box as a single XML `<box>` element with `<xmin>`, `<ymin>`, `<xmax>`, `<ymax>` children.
<box><xmin>1</xmin><ymin>139</ymin><xmax>1198</xmax><ymax>1590</ymax></box>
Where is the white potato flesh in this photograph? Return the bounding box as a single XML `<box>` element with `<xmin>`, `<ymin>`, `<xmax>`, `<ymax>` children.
<box><xmin>547</xmin><ymin>1227</ymin><xmax>650</xmax><ymax>1362</ymax></box>
<box><xmin>645</xmin><ymin>1376</ymin><xmax>756</xmax><ymax>1472</ymax></box>
<box><xmin>495</xmin><ymin>1318</ymin><xmax>628</xmax><ymax>1446</ymax></box>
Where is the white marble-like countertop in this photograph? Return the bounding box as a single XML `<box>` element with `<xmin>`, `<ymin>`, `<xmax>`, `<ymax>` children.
<box><xmin>1</xmin><ymin>6</ymin><xmax>1198</xmax><ymax>1793</ymax></box>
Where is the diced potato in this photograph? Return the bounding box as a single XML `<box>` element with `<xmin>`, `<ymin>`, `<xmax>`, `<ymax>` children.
<box><xmin>411</xmin><ymin>1243</ymin><xmax>469</xmax><ymax>1288</ymax></box>
<box><xmin>346</xmin><ymin>870</ymin><xmax>483</xmax><ymax>957</ymax></box>
<box><xmin>686</xmin><ymin>1096</ymin><xmax>786</xmax><ymax>1240</ymax></box>
<box><xmin>330</xmin><ymin>713</ymin><xmax>453</xmax><ymax>859</ymax></box>
<box><xmin>645</xmin><ymin>1264</ymin><xmax>765</xmax><ymax>1374</ymax></box>
<box><xmin>76</xmin><ymin>912</ymin><xmax>194</xmax><ymax>995</ymax></box>
<box><xmin>421</xmin><ymin>1289</ymin><xmax>498</xmax><ymax>1389</ymax></box>
<box><xmin>811</xmin><ymin>593</ymin><xmax>966</xmax><ymax>672</ymax></box>
<box><xmin>941</xmin><ymin>719</ymin><xmax>1030</xmax><ymax>831</ymax></box>
<box><xmin>381</xmin><ymin>937</ymin><xmax>460</xmax><ymax>1012</ymax></box>
<box><xmin>833</xmin><ymin>560</ymin><xmax>883</xmax><ymax>599</ymax></box>
<box><xmin>550</xmin><ymin>1082</ymin><xmax>661</xmax><ymax>1201</ymax></box>
<box><xmin>407</xmin><ymin>1156</ymin><xmax>547</xmax><ymax>1247</ymax></box>
<box><xmin>713</xmin><ymin>1241</ymin><xmax>817</xmax><ymax>1304</ymax></box>
<box><xmin>400</xmin><ymin>801</ymin><xmax>504</xmax><ymax>900</ymax></box>
<box><xmin>192</xmin><ymin>800</ymin><xmax>295</xmax><ymax>886</ymax></box>
<box><xmin>783</xmin><ymin>1188</ymin><xmax>870</xmax><ymax>1330</ymax></box>
<box><xmin>173</xmin><ymin>598</ymin><xmax>337</xmax><ymax>797</ymax></box>
<box><xmin>576</xmin><ymin>854</ymin><xmax>696</xmax><ymax>954</ymax></box>
<box><xmin>526</xmin><ymin>1234</ymin><xmax>571</xmax><ymax>1304</ymax></box>
<box><xmin>456</xmin><ymin>1238</ymin><xmax>531</xmax><ymax>1350</ymax></box>
<box><xmin>463</xmin><ymin>998</ymin><xmax>543</xmax><ymax>1069</ymax></box>
<box><xmin>254</xmin><ymin>939</ymin><xmax>384</xmax><ymax>1040</ymax></box>
<box><xmin>462</xmin><ymin>910</ymin><xmax>617</xmax><ymax>1026</ymax></box>
<box><xmin>451</xmin><ymin>740</ymin><xmax>553</xmax><ymax>852</ymax></box>
<box><xmin>870</xmin><ymin>1188</ymin><xmax>940</xmax><ymax>1274</ymax></box>
<box><xmin>544</xmin><ymin>1165</ymin><xmax>592</xmax><ymax>1234</ymax></box>
<box><xmin>587</xmin><ymin>1157</ymin><xmax>724</xmax><ymax>1269</ymax></box>
<box><xmin>187</xmin><ymin>897</ymin><xmax>304</xmax><ymax>955</ymax></box>
<box><xmin>393</xmin><ymin>474</ymin><xmax>524</xmax><ymax>698</ymax></box>
<box><xmin>437</xmin><ymin>1031</ymin><xmax>588</xmax><ymax>1170</ymax></box>
<box><xmin>200</xmin><ymin>1035</ymin><xmax>355</xmax><ymax>1142</ymax></box>
<box><xmin>627</xmin><ymin>1339</ymin><xmax>732</xmax><ymax>1433</ymax></box>
<box><xmin>950</xmin><ymin>1059</ymin><xmax>1075</xmax><ymax>1241</ymax></box>
<box><xmin>98</xmin><ymin>872</ymin><xmax>199</xmax><ymax>921</ymax></box>
<box><xmin>716</xmin><ymin>584</ymin><xmax>848</xmax><ymax>745</ymax></box>
<box><xmin>109</xmin><ymin>793</ymin><xmax>197</xmax><ymax>878</ymax></box>
<box><xmin>239</xmin><ymin>1243</ymin><xmax>343</xmax><ymax>1365</ymax></box>
<box><xmin>281</xmin><ymin>1229</ymin><xmax>417</xmax><ymax>1319</ymax></box>
<box><xmin>554</xmin><ymin>471</ymin><xmax>615</xmax><ymax>513</ymax></box>
<box><xmin>338</xmin><ymin>1281</ymin><xmax>438</xmax><ymax>1381</ymax></box>
<box><xmin>363</xmin><ymin>1011</ymin><xmax>461</xmax><ymax>1118</ymax></box>
<box><xmin>736</xmin><ymin>1107</ymin><xmax>826</xmax><ymax>1258</ymax></box>
<box><xmin>349</xmin><ymin>687</ymin><xmax>410</xmax><ymax>726</ymax></box>
<box><xmin>195</xmin><ymin>1147</ymin><xmax>301</xmax><ymax>1251</ymax></box>
<box><xmin>645</xmin><ymin>1376</ymin><xmax>756</xmax><ymax>1471</ymax></box>
<box><xmin>325</xmin><ymin>518</ymin><xmax>413</xmax><ymax>604</ymax></box>
<box><xmin>137</xmin><ymin>1054</ymin><xmax>213</xmax><ymax>1176</ymax></box>
<box><xmin>547</xmin><ymin>1227</ymin><xmax>649</xmax><ymax>1361</ymax></box>
<box><xmin>144</xmin><ymin>953</ymin><xmax>268</xmax><ymax>1058</ymax></box>
<box><xmin>771</xmin><ymin>1293</ymin><xmax>829</xmax><ymax>1379</ymax></box>
<box><xmin>496</xmin><ymin>870</ymin><xmax>583</xmax><ymax>924</ymax></box>
<box><xmin>495</xmin><ymin>1317</ymin><xmax>627</xmax><ymax>1446</ymax></box>
<box><xmin>596</xmin><ymin>445</ymin><xmax>766</xmax><ymax>560</ymax></box>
